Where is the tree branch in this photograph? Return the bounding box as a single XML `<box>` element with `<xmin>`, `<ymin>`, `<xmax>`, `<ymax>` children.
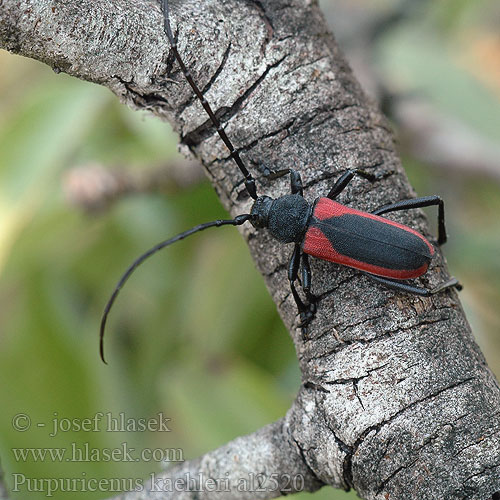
<box><xmin>2</xmin><ymin>0</ymin><xmax>500</xmax><ymax>499</ymax></box>
<box><xmin>114</xmin><ymin>420</ymin><xmax>322</xmax><ymax>499</ymax></box>
<box><xmin>62</xmin><ymin>159</ymin><xmax>203</xmax><ymax>212</ymax></box>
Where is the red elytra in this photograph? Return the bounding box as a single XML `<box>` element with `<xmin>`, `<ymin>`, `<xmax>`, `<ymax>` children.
<box><xmin>302</xmin><ymin>198</ymin><xmax>435</xmax><ymax>280</ymax></box>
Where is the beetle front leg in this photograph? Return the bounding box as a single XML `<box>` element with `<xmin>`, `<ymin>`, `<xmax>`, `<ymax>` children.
<box><xmin>288</xmin><ymin>244</ymin><xmax>315</xmax><ymax>339</ymax></box>
<box><xmin>301</xmin><ymin>253</ymin><xmax>316</xmax><ymax>307</ymax></box>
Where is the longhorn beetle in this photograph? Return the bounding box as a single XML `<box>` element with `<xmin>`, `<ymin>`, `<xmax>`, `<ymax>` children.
<box><xmin>99</xmin><ymin>0</ymin><xmax>461</xmax><ymax>363</ymax></box>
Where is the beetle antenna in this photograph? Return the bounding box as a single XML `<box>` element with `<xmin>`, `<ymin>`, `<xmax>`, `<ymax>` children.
<box><xmin>161</xmin><ymin>0</ymin><xmax>258</xmax><ymax>200</ymax></box>
<box><xmin>100</xmin><ymin>214</ymin><xmax>251</xmax><ymax>364</ymax></box>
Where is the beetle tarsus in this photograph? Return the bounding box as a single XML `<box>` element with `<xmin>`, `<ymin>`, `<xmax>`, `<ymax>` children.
<box><xmin>429</xmin><ymin>277</ymin><xmax>462</xmax><ymax>294</ymax></box>
<box><xmin>363</xmin><ymin>272</ymin><xmax>462</xmax><ymax>297</ymax></box>
<box><xmin>299</xmin><ymin>305</ymin><xmax>316</xmax><ymax>341</ymax></box>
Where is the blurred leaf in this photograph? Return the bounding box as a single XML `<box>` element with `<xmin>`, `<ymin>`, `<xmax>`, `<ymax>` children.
<box><xmin>377</xmin><ymin>26</ymin><xmax>500</xmax><ymax>142</ymax></box>
<box><xmin>0</xmin><ymin>75</ymin><xmax>110</xmax><ymax>273</ymax></box>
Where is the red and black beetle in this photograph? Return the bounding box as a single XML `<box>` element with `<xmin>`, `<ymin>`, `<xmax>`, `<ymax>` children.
<box><xmin>99</xmin><ymin>0</ymin><xmax>460</xmax><ymax>362</ymax></box>
<box><xmin>247</xmin><ymin>168</ymin><xmax>459</xmax><ymax>333</ymax></box>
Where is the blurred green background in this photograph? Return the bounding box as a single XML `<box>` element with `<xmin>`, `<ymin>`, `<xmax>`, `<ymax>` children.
<box><xmin>0</xmin><ymin>0</ymin><xmax>499</xmax><ymax>498</ymax></box>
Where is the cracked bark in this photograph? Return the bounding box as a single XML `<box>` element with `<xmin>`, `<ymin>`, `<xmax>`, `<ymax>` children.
<box><xmin>1</xmin><ymin>0</ymin><xmax>500</xmax><ymax>499</ymax></box>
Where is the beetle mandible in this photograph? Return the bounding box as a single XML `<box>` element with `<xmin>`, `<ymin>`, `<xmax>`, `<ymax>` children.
<box><xmin>99</xmin><ymin>0</ymin><xmax>461</xmax><ymax>362</ymax></box>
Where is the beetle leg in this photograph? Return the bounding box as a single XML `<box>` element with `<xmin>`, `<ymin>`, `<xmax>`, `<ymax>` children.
<box><xmin>288</xmin><ymin>245</ymin><xmax>305</xmax><ymax>311</ymax></box>
<box><xmin>289</xmin><ymin>169</ymin><xmax>304</xmax><ymax>196</ymax></box>
<box><xmin>326</xmin><ymin>169</ymin><xmax>376</xmax><ymax>200</ymax></box>
<box><xmin>372</xmin><ymin>196</ymin><xmax>447</xmax><ymax>245</ymax></box>
<box><xmin>261</xmin><ymin>166</ymin><xmax>289</xmax><ymax>180</ymax></box>
<box><xmin>326</xmin><ymin>170</ymin><xmax>356</xmax><ymax>199</ymax></box>
<box><xmin>362</xmin><ymin>272</ymin><xmax>462</xmax><ymax>296</ymax></box>
<box><xmin>301</xmin><ymin>253</ymin><xmax>316</xmax><ymax>307</ymax></box>
<box><xmin>262</xmin><ymin>167</ymin><xmax>304</xmax><ymax>196</ymax></box>
<box><xmin>288</xmin><ymin>244</ymin><xmax>315</xmax><ymax>339</ymax></box>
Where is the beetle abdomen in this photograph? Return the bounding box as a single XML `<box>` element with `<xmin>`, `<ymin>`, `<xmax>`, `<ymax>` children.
<box><xmin>302</xmin><ymin>198</ymin><xmax>434</xmax><ymax>280</ymax></box>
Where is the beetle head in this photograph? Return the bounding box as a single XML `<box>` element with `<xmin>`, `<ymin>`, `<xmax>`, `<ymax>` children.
<box><xmin>250</xmin><ymin>194</ymin><xmax>311</xmax><ymax>243</ymax></box>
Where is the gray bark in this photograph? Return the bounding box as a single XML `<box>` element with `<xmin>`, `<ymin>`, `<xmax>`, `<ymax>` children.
<box><xmin>2</xmin><ymin>0</ymin><xmax>500</xmax><ymax>499</ymax></box>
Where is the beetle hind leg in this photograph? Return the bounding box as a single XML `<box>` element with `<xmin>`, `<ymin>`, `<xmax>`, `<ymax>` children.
<box><xmin>372</xmin><ymin>195</ymin><xmax>447</xmax><ymax>246</ymax></box>
<box><xmin>363</xmin><ymin>272</ymin><xmax>462</xmax><ymax>297</ymax></box>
